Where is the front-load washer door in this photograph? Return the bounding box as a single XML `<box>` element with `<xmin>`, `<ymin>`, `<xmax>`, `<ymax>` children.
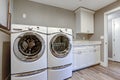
<box><xmin>50</xmin><ymin>34</ymin><xmax>71</xmax><ymax>58</ymax></box>
<box><xmin>13</xmin><ymin>32</ymin><xmax>45</xmax><ymax>62</ymax></box>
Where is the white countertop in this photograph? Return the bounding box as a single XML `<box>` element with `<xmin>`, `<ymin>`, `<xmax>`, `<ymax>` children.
<box><xmin>73</xmin><ymin>40</ymin><xmax>102</xmax><ymax>46</ymax></box>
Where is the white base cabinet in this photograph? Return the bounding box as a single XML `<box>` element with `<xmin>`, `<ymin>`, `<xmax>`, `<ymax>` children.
<box><xmin>73</xmin><ymin>45</ymin><xmax>100</xmax><ymax>71</ymax></box>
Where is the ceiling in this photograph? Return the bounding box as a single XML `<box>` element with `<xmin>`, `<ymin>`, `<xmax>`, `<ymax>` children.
<box><xmin>30</xmin><ymin>0</ymin><xmax>117</xmax><ymax>11</ymax></box>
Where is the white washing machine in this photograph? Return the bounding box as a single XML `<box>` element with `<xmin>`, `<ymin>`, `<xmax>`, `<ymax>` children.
<box><xmin>11</xmin><ymin>24</ymin><xmax>47</xmax><ymax>80</ymax></box>
<box><xmin>47</xmin><ymin>27</ymin><xmax>73</xmax><ymax>80</ymax></box>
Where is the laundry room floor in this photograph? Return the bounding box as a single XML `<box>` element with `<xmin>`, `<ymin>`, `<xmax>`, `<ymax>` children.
<box><xmin>68</xmin><ymin>61</ymin><xmax>120</xmax><ymax>80</ymax></box>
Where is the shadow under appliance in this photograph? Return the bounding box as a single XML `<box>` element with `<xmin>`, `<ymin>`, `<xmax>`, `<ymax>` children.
<box><xmin>47</xmin><ymin>27</ymin><xmax>73</xmax><ymax>80</ymax></box>
<box><xmin>11</xmin><ymin>24</ymin><xmax>47</xmax><ymax>80</ymax></box>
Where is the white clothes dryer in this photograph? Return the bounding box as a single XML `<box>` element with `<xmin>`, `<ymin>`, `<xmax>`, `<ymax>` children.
<box><xmin>47</xmin><ymin>27</ymin><xmax>73</xmax><ymax>80</ymax></box>
<box><xmin>11</xmin><ymin>24</ymin><xmax>47</xmax><ymax>80</ymax></box>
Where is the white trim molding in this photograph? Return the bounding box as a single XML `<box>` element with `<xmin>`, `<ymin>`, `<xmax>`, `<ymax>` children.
<box><xmin>100</xmin><ymin>61</ymin><xmax>107</xmax><ymax>67</ymax></box>
<box><xmin>108</xmin><ymin>58</ymin><xmax>114</xmax><ymax>61</ymax></box>
<box><xmin>104</xmin><ymin>6</ymin><xmax>120</xmax><ymax>67</ymax></box>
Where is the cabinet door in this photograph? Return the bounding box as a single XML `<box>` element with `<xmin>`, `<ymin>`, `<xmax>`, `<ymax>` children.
<box><xmin>95</xmin><ymin>45</ymin><xmax>100</xmax><ymax>63</ymax></box>
<box><xmin>73</xmin><ymin>48</ymin><xmax>80</xmax><ymax>71</ymax></box>
<box><xmin>75</xmin><ymin>11</ymin><xmax>81</xmax><ymax>33</ymax></box>
<box><xmin>81</xmin><ymin>10</ymin><xmax>94</xmax><ymax>33</ymax></box>
<box><xmin>73</xmin><ymin>51</ymin><xmax>80</xmax><ymax>71</ymax></box>
<box><xmin>73</xmin><ymin>46</ymin><xmax>88</xmax><ymax>70</ymax></box>
<box><xmin>88</xmin><ymin>45</ymin><xmax>100</xmax><ymax>65</ymax></box>
<box><xmin>80</xmin><ymin>11</ymin><xmax>88</xmax><ymax>33</ymax></box>
<box><xmin>86</xmin><ymin>46</ymin><xmax>95</xmax><ymax>65</ymax></box>
<box><xmin>87</xmin><ymin>13</ymin><xmax>94</xmax><ymax>33</ymax></box>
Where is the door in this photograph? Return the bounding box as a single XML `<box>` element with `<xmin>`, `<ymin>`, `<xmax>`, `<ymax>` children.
<box><xmin>112</xmin><ymin>18</ymin><xmax>120</xmax><ymax>62</ymax></box>
<box><xmin>50</xmin><ymin>34</ymin><xmax>71</xmax><ymax>58</ymax></box>
<box><xmin>13</xmin><ymin>32</ymin><xmax>45</xmax><ymax>62</ymax></box>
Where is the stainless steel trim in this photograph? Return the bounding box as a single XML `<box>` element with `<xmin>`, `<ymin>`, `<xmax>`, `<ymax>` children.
<box><xmin>48</xmin><ymin>63</ymin><xmax>72</xmax><ymax>70</ymax></box>
<box><xmin>12</xmin><ymin>68</ymin><xmax>47</xmax><ymax>77</ymax></box>
<box><xmin>47</xmin><ymin>32</ymin><xmax>72</xmax><ymax>36</ymax></box>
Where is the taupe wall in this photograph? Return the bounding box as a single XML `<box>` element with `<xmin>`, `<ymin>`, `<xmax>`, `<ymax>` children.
<box><xmin>12</xmin><ymin>0</ymin><xmax>76</xmax><ymax>37</ymax></box>
<box><xmin>0</xmin><ymin>0</ymin><xmax>8</xmax><ymax>26</ymax></box>
<box><xmin>12</xmin><ymin>0</ymin><xmax>94</xmax><ymax>40</ymax></box>
<box><xmin>90</xmin><ymin>0</ymin><xmax>120</xmax><ymax>62</ymax></box>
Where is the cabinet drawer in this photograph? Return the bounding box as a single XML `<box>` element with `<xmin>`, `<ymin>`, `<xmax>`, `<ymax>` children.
<box><xmin>73</xmin><ymin>46</ymin><xmax>87</xmax><ymax>50</ymax></box>
<box><xmin>73</xmin><ymin>47</ymin><xmax>88</xmax><ymax>54</ymax></box>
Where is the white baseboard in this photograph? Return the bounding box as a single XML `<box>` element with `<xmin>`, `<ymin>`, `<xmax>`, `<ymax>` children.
<box><xmin>108</xmin><ymin>58</ymin><xmax>114</xmax><ymax>61</ymax></box>
<box><xmin>100</xmin><ymin>58</ymin><xmax>114</xmax><ymax>67</ymax></box>
<box><xmin>100</xmin><ymin>61</ymin><xmax>108</xmax><ymax>67</ymax></box>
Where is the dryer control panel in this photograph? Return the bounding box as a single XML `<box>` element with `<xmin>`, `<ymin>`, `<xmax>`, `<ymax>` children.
<box><xmin>11</xmin><ymin>24</ymin><xmax>47</xmax><ymax>33</ymax></box>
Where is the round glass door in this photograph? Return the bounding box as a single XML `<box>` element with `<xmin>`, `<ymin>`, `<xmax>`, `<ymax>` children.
<box><xmin>50</xmin><ymin>34</ymin><xmax>71</xmax><ymax>58</ymax></box>
<box><xmin>13</xmin><ymin>32</ymin><xmax>45</xmax><ymax>62</ymax></box>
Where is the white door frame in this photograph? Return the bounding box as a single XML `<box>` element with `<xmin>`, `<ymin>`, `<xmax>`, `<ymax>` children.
<box><xmin>104</xmin><ymin>7</ymin><xmax>120</xmax><ymax>67</ymax></box>
<box><xmin>112</xmin><ymin>19</ymin><xmax>115</xmax><ymax>61</ymax></box>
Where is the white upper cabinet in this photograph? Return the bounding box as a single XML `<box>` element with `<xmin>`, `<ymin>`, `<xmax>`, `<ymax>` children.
<box><xmin>75</xmin><ymin>8</ymin><xmax>95</xmax><ymax>34</ymax></box>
